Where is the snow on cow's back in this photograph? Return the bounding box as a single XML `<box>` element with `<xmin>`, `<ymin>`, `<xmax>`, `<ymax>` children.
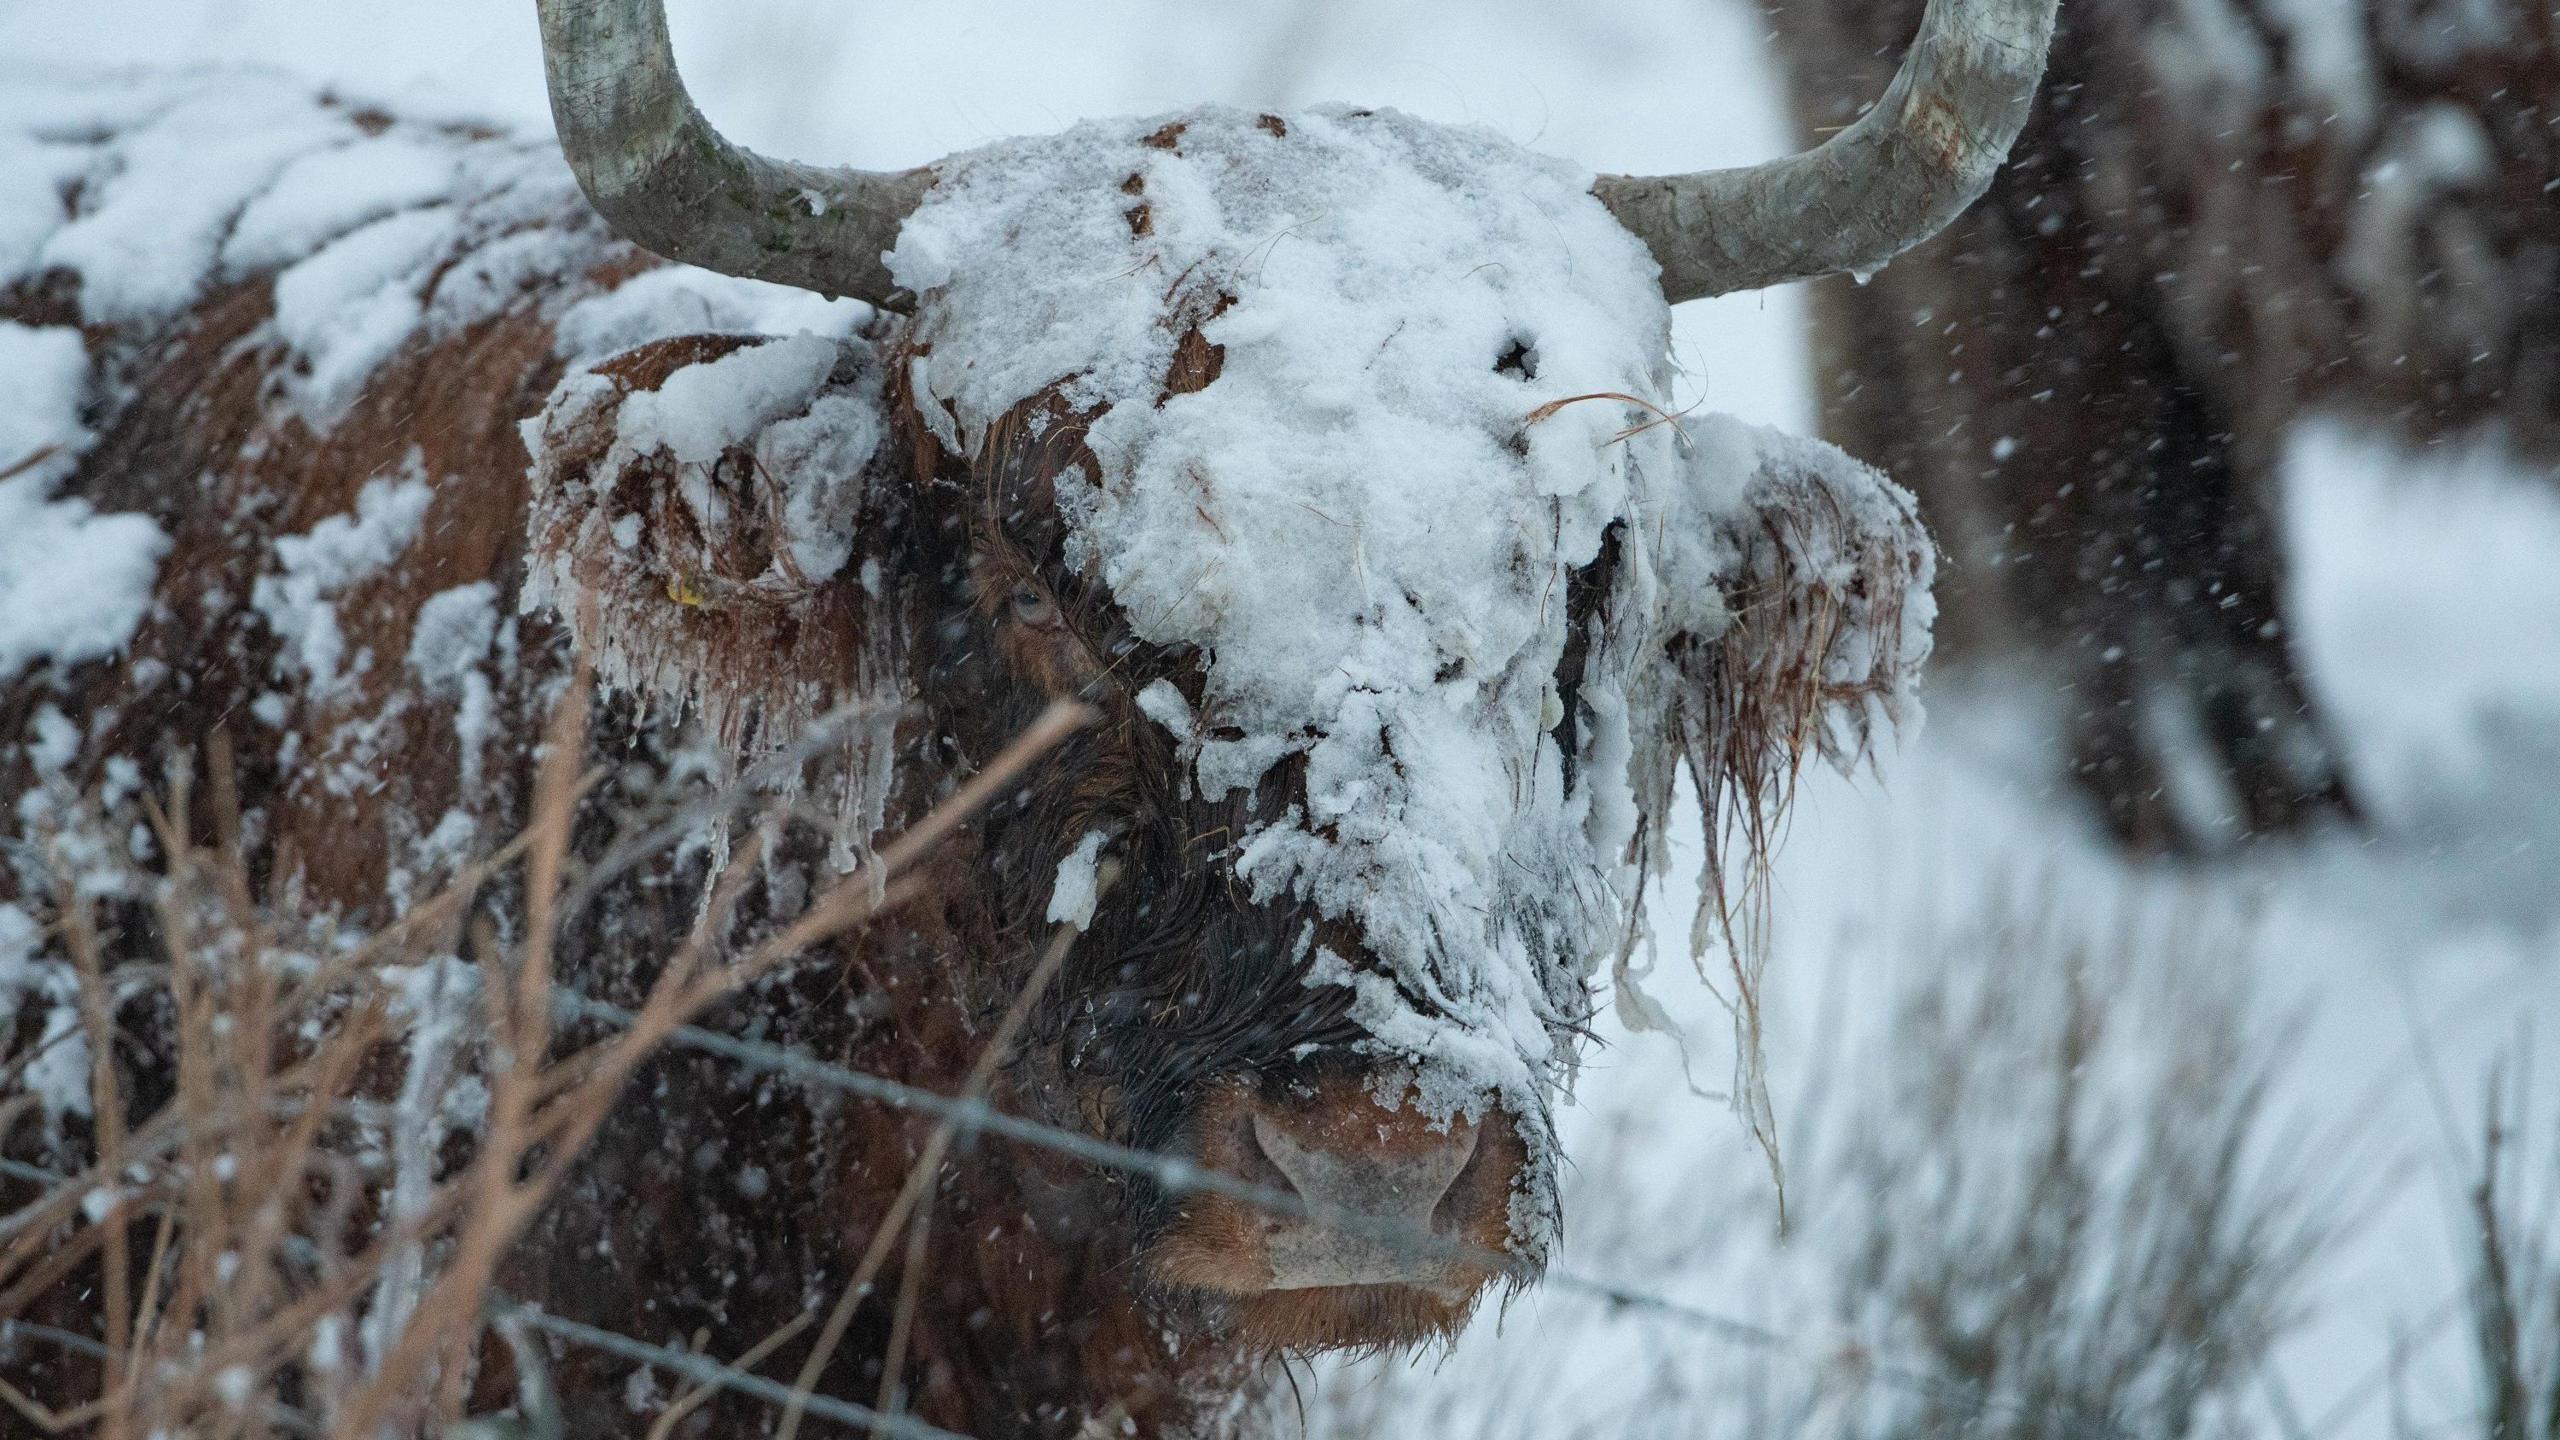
<box><xmin>1</xmin><ymin>69</ymin><xmax>576</xmax><ymax>357</ymax></box>
<box><xmin>0</xmin><ymin>70</ymin><xmax>573</xmax><ymax>700</ymax></box>
<box><xmin>0</xmin><ymin>66</ymin><xmax>901</xmax><ymax>904</ymax></box>
<box><xmin>0</xmin><ymin>67</ymin><xmax>873</xmax><ymax>418</ymax></box>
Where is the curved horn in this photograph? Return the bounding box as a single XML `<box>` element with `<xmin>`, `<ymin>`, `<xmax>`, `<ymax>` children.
<box><xmin>535</xmin><ymin>0</ymin><xmax>935</xmax><ymax>309</ymax></box>
<box><xmin>1595</xmin><ymin>0</ymin><xmax>2058</xmax><ymax>303</ymax></box>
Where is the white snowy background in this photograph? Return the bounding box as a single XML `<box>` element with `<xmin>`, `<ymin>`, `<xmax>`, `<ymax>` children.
<box><xmin>6</xmin><ymin>1</ymin><xmax>2556</xmax><ymax>1435</ymax></box>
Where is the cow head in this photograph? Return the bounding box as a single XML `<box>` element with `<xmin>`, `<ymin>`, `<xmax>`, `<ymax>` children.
<box><xmin>527</xmin><ymin>0</ymin><xmax>2051</xmax><ymax>1354</ymax></box>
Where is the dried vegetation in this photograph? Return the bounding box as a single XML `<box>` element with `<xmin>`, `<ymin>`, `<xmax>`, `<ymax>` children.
<box><xmin>0</xmin><ymin>686</ymin><xmax>1087</xmax><ymax>1438</ymax></box>
<box><xmin>1306</xmin><ymin>886</ymin><xmax>2349</xmax><ymax>1440</ymax></box>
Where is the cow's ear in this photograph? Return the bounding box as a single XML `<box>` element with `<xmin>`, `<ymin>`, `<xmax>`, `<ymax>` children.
<box><xmin>1654</xmin><ymin>417</ymin><xmax>1935</xmax><ymax>873</ymax></box>
<box><xmin>524</xmin><ymin>330</ymin><xmax>909</xmax><ymax>781</ymax></box>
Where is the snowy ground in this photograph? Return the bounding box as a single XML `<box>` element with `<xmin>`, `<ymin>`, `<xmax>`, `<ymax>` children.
<box><xmin>7</xmin><ymin>1</ymin><xmax>2555</xmax><ymax>1434</ymax></box>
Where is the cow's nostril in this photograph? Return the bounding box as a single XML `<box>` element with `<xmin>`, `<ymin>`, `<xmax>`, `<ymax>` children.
<box><xmin>1429</xmin><ymin>1119</ymin><xmax>1495</xmax><ymax>1235</ymax></box>
<box><xmin>1231</xmin><ymin>1109</ymin><xmax>1298</xmax><ymax>1223</ymax></box>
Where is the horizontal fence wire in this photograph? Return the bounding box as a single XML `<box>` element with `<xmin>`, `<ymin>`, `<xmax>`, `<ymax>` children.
<box><xmin>0</xmin><ymin>1157</ymin><xmax>61</xmax><ymax>1190</ymax></box>
<box><xmin>488</xmin><ymin>1302</ymin><xmax>974</xmax><ymax>1440</ymax></box>
<box><xmin>552</xmin><ymin>990</ymin><xmax>2135</xmax><ymax>1440</ymax></box>
<box><xmin>0</xmin><ymin>980</ymin><xmax>2151</xmax><ymax>1440</ymax></box>
<box><xmin>8</xmin><ymin>976</ymin><xmax>2451</xmax><ymax>1440</ymax></box>
<box><xmin>0</xmin><ymin>992</ymin><xmax>2138</xmax><ymax>1440</ymax></box>
<box><xmin>0</xmin><ymin>694</ymin><xmax>2468</xmax><ymax>1440</ymax></box>
<box><xmin>0</xmin><ymin>968</ymin><xmax>2162</xmax><ymax>1438</ymax></box>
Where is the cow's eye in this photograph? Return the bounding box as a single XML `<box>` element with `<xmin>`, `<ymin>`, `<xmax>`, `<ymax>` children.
<box><xmin>1012</xmin><ymin>583</ymin><xmax>1057</xmax><ymax>625</ymax></box>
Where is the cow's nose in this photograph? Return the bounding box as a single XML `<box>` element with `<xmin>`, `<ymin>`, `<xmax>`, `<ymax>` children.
<box><xmin>1227</xmin><ymin>1079</ymin><xmax>1516</xmax><ymax>1291</ymax></box>
<box><xmin>1248</xmin><ymin>1103</ymin><xmax>1478</xmax><ymax>1287</ymax></box>
<box><xmin>1148</xmin><ymin>1072</ymin><xmax>1535</xmax><ymax>1345</ymax></box>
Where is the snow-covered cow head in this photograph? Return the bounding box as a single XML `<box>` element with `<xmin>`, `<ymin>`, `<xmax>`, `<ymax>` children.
<box><xmin>528</xmin><ymin>0</ymin><xmax>2049</xmax><ymax>1351</ymax></box>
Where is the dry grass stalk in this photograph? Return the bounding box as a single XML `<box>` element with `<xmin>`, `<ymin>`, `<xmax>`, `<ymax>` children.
<box><xmin>642</xmin><ymin>1308</ymin><xmax>815</xmax><ymax>1440</ymax></box>
<box><xmin>775</xmin><ymin>921</ymin><xmax>1083</xmax><ymax>1440</ymax></box>
<box><xmin>0</xmin><ymin>689</ymin><xmax>1091</xmax><ymax>1437</ymax></box>
<box><xmin>1300</xmin><ymin>883</ymin><xmax>2338</xmax><ymax>1440</ymax></box>
<box><xmin>1799</xmin><ymin>891</ymin><xmax>2343</xmax><ymax>1440</ymax></box>
<box><xmin>1518</xmin><ymin>391</ymin><xmax>1697</xmax><ymax>447</ymax></box>
<box><xmin>2442</xmin><ymin>1060</ymin><xmax>2559</xmax><ymax>1440</ymax></box>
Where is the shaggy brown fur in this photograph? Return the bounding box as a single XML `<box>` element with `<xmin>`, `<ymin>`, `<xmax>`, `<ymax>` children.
<box><xmin>0</xmin><ymin>169</ymin><xmax>1273</xmax><ymax>1438</ymax></box>
<box><xmin>1</xmin><ymin>80</ymin><xmax>1927</xmax><ymax>1439</ymax></box>
<box><xmin>0</xmin><ymin>110</ymin><xmax>1518</xmax><ymax>1438</ymax></box>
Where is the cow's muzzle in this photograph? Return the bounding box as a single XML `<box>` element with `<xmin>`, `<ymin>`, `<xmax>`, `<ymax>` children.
<box><xmin>1148</xmin><ymin>1069</ymin><xmax>1530</xmax><ymax>1350</ymax></box>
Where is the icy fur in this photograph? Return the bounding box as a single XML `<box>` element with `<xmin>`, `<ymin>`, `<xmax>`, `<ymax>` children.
<box><xmin>891</xmin><ymin>107</ymin><xmax>1932</xmax><ymax>1248</ymax></box>
<box><xmin>521</xmin><ymin>333</ymin><xmax>900</xmax><ymax>870</ymax></box>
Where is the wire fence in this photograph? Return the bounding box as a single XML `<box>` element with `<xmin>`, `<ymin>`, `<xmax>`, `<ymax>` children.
<box><xmin>0</xmin><ymin>697</ymin><xmax>2479</xmax><ymax>1440</ymax></box>
<box><xmin>0</xmin><ymin>977</ymin><xmax>2167</xmax><ymax>1436</ymax></box>
<box><xmin>0</xmin><ymin>948</ymin><xmax>2481</xmax><ymax>1440</ymax></box>
<box><xmin>550</xmin><ymin>989</ymin><xmax>2136</xmax><ymax>1439</ymax></box>
<box><xmin>481</xmin><ymin>1304</ymin><xmax>976</xmax><ymax>1440</ymax></box>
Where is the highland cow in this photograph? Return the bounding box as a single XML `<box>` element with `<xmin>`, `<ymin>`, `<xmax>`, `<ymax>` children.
<box><xmin>0</xmin><ymin>0</ymin><xmax>2052</xmax><ymax>1432</ymax></box>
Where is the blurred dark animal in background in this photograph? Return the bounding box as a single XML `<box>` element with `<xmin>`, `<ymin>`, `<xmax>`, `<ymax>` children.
<box><xmin>1770</xmin><ymin>0</ymin><xmax>2559</xmax><ymax>851</ymax></box>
